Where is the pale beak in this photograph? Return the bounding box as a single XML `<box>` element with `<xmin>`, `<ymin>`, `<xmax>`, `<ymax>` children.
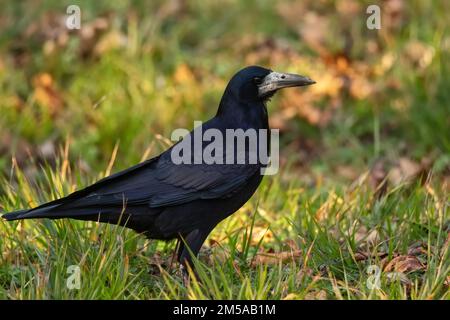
<box><xmin>258</xmin><ymin>71</ymin><xmax>316</xmax><ymax>98</ymax></box>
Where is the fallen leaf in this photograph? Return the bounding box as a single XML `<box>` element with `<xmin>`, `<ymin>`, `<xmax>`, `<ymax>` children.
<box><xmin>250</xmin><ymin>226</ymin><xmax>273</xmax><ymax>245</ymax></box>
<box><xmin>304</xmin><ymin>289</ymin><xmax>327</xmax><ymax>300</ymax></box>
<box><xmin>370</xmin><ymin>159</ymin><xmax>388</xmax><ymax>198</ymax></box>
<box><xmin>295</xmin><ymin>267</ymin><xmax>314</xmax><ymax>285</ymax></box>
<box><xmin>388</xmin><ymin>157</ymin><xmax>423</xmax><ymax>186</ymax></box>
<box><xmin>336</xmin><ymin>165</ymin><xmax>359</xmax><ymax>180</ymax></box>
<box><xmin>404</xmin><ymin>40</ymin><xmax>435</xmax><ymax>70</ymax></box>
<box><xmin>243</xmin><ymin>37</ymin><xmax>299</xmax><ymax>66</ymax></box>
<box><xmin>315</xmin><ymin>191</ymin><xmax>344</xmax><ymax>221</ymax></box>
<box><xmin>349</xmin><ymin>75</ymin><xmax>374</xmax><ymax>100</ymax></box>
<box><xmin>440</xmin><ymin>231</ymin><xmax>450</xmax><ymax>258</ymax></box>
<box><xmin>407</xmin><ymin>242</ymin><xmax>428</xmax><ymax>256</ymax></box>
<box><xmin>38</xmin><ymin>139</ymin><xmax>56</xmax><ymax>159</ymax></box>
<box><xmin>93</xmin><ymin>30</ymin><xmax>127</xmax><ymax>56</ymax></box>
<box><xmin>354</xmin><ymin>251</ymin><xmax>388</xmax><ymax>262</ymax></box>
<box><xmin>386</xmin><ymin>271</ymin><xmax>412</xmax><ymax>286</ymax></box>
<box><xmin>276</xmin><ymin>2</ymin><xmax>307</xmax><ymax>31</ymax></box>
<box><xmin>336</xmin><ymin>0</ymin><xmax>361</xmax><ymax>17</ymax></box>
<box><xmin>399</xmin><ymin>157</ymin><xmax>422</xmax><ymax>177</ymax></box>
<box><xmin>382</xmin><ymin>0</ymin><xmax>406</xmax><ymax>30</ymax></box>
<box><xmin>251</xmin><ymin>249</ymin><xmax>301</xmax><ymax>267</ymax></box>
<box><xmin>284</xmin><ymin>239</ymin><xmax>299</xmax><ymax>251</ymax></box>
<box><xmin>299</xmin><ymin>12</ymin><xmax>330</xmax><ymax>56</ymax></box>
<box><xmin>174</xmin><ymin>63</ymin><xmax>196</xmax><ymax>85</ymax></box>
<box><xmin>384</xmin><ymin>255</ymin><xmax>425</xmax><ymax>273</ymax></box>
<box><xmin>354</xmin><ymin>227</ymin><xmax>380</xmax><ymax>246</ymax></box>
<box><xmin>32</xmin><ymin>72</ymin><xmax>64</xmax><ymax>115</ymax></box>
<box><xmin>309</xmin><ymin>72</ymin><xmax>344</xmax><ymax>98</ymax></box>
<box><xmin>283</xmin><ymin>293</ymin><xmax>300</xmax><ymax>300</ymax></box>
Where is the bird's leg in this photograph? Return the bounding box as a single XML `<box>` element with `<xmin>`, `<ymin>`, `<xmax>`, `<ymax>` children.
<box><xmin>178</xmin><ymin>228</ymin><xmax>210</xmax><ymax>281</ymax></box>
<box><xmin>169</xmin><ymin>238</ymin><xmax>181</xmax><ymax>271</ymax></box>
<box><xmin>176</xmin><ymin>236</ymin><xmax>185</xmax><ymax>262</ymax></box>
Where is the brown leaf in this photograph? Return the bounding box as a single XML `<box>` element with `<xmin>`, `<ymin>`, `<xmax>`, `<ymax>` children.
<box><xmin>250</xmin><ymin>226</ymin><xmax>273</xmax><ymax>245</ymax></box>
<box><xmin>284</xmin><ymin>239</ymin><xmax>299</xmax><ymax>251</ymax></box>
<box><xmin>240</xmin><ymin>36</ymin><xmax>299</xmax><ymax>66</ymax></box>
<box><xmin>299</xmin><ymin>12</ymin><xmax>330</xmax><ymax>56</ymax></box>
<box><xmin>399</xmin><ymin>157</ymin><xmax>422</xmax><ymax>177</ymax></box>
<box><xmin>93</xmin><ymin>30</ymin><xmax>127</xmax><ymax>56</ymax></box>
<box><xmin>354</xmin><ymin>252</ymin><xmax>367</xmax><ymax>261</ymax></box>
<box><xmin>336</xmin><ymin>165</ymin><xmax>359</xmax><ymax>180</ymax></box>
<box><xmin>370</xmin><ymin>159</ymin><xmax>388</xmax><ymax>198</ymax></box>
<box><xmin>404</xmin><ymin>40</ymin><xmax>435</xmax><ymax>70</ymax></box>
<box><xmin>38</xmin><ymin>139</ymin><xmax>56</xmax><ymax>159</ymax></box>
<box><xmin>349</xmin><ymin>75</ymin><xmax>375</xmax><ymax>100</ymax></box>
<box><xmin>382</xmin><ymin>0</ymin><xmax>406</xmax><ymax>30</ymax></box>
<box><xmin>276</xmin><ymin>2</ymin><xmax>307</xmax><ymax>30</ymax></box>
<box><xmin>283</xmin><ymin>293</ymin><xmax>300</xmax><ymax>300</ymax></box>
<box><xmin>388</xmin><ymin>157</ymin><xmax>423</xmax><ymax>186</ymax></box>
<box><xmin>232</xmin><ymin>260</ymin><xmax>242</xmax><ymax>277</ymax></box>
<box><xmin>354</xmin><ymin>250</ymin><xmax>388</xmax><ymax>262</ymax></box>
<box><xmin>354</xmin><ymin>227</ymin><xmax>380</xmax><ymax>246</ymax></box>
<box><xmin>278</xmin><ymin>89</ymin><xmax>335</xmax><ymax>128</ymax></box>
<box><xmin>295</xmin><ymin>267</ymin><xmax>314</xmax><ymax>285</ymax></box>
<box><xmin>383</xmin><ymin>255</ymin><xmax>425</xmax><ymax>273</ymax></box>
<box><xmin>336</xmin><ymin>0</ymin><xmax>361</xmax><ymax>17</ymax></box>
<box><xmin>309</xmin><ymin>72</ymin><xmax>344</xmax><ymax>99</ymax></box>
<box><xmin>386</xmin><ymin>271</ymin><xmax>412</xmax><ymax>286</ymax></box>
<box><xmin>147</xmin><ymin>252</ymin><xmax>167</xmax><ymax>275</ymax></box>
<box><xmin>79</xmin><ymin>16</ymin><xmax>113</xmax><ymax>57</ymax></box>
<box><xmin>32</xmin><ymin>72</ymin><xmax>64</xmax><ymax>115</ymax></box>
<box><xmin>174</xmin><ymin>63</ymin><xmax>196</xmax><ymax>85</ymax></box>
<box><xmin>407</xmin><ymin>242</ymin><xmax>428</xmax><ymax>256</ymax></box>
<box><xmin>315</xmin><ymin>191</ymin><xmax>344</xmax><ymax>222</ymax></box>
<box><xmin>251</xmin><ymin>249</ymin><xmax>301</xmax><ymax>267</ymax></box>
<box><xmin>304</xmin><ymin>289</ymin><xmax>327</xmax><ymax>300</ymax></box>
<box><xmin>440</xmin><ymin>231</ymin><xmax>450</xmax><ymax>258</ymax></box>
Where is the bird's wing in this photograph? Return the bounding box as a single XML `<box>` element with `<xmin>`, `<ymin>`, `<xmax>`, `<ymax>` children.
<box><xmin>51</xmin><ymin>151</ymin><xmax>260</xmax><ymax>210</ymax></box>
<box><xmin>147</xmin><ymin>154</ymin><xmax>260</xmax><ymax>207</ymax></box>
<box><xmin>25</xmin><ymin>156</ymin><xmax>162</xmax><ymax>212</ymax></box>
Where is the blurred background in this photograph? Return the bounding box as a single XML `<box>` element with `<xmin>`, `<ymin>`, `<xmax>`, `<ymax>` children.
<box><xmin>0</xmin><ymin>0</ymin><xmax>448</xmax><ymax>188</ymax></box>
<box><xmin>0</xmin><ymin>0</ymin><xmax>449</xmax><ymax>300</ymax></box>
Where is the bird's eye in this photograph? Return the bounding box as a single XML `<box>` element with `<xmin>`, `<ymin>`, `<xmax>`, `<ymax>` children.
<box><xmin>253</xmin><ymin>77</ymin><xmax>263</xmax><ymax>85</ymax></box>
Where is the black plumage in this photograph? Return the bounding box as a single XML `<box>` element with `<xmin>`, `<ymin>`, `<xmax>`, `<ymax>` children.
<box><xmin>2</xmin><ymin>66</ymin><xmax>315</xmax><ymax>270</ymax></box>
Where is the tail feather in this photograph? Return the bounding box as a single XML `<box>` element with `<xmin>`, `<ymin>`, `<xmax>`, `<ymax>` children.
<box><xmin>2</xmin><ymin>209</ymin><xmax>30</xmax><ymax>221</ymax></box>
<box><xmin>2</xmin><ymin>204</ymin><xmax>60</xmax><ymax>221</ymax></box>
<box><xmin>2</xmin><ymin>203</ymin><xmax>153</xmax><ymax>234</ymax></box>
<box><xmin>2</xmin><ymin>203</ymin><xmax>148</xmax><ymax>222</ymax></box>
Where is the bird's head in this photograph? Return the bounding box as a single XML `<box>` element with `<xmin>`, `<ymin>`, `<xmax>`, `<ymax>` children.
<box><xmin>224</xmin><ymin>65</ymin><xmax>316</xmax><ymax>103</ymax></box>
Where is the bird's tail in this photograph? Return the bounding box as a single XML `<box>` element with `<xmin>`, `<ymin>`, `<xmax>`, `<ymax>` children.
<box><xmin>2</xmin><ymin>209</ymin><xmax>30</xmax><ymax>221</ymax></box>
<box><xmin>2</xmin><ymin>204</ymin><xmax>61</xmax><ymax>221</ymax></box>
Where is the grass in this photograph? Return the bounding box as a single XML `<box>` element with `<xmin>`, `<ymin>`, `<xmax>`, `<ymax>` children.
<box><xmin>0</xmin><ymin>148</ymin><xmax>448</xmax><ymax>299</ymax></box>
<box><xmin>0</xmin><ymin>0</ymin><xmax>449</xmax><ymax>299</ymax></box>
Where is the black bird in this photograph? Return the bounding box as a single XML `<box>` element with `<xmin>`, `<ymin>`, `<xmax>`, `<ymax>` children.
<box><xmin>2</xmin><ymin>66</ymin><xmax>315</xmax><ymax>271</ymax></box>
